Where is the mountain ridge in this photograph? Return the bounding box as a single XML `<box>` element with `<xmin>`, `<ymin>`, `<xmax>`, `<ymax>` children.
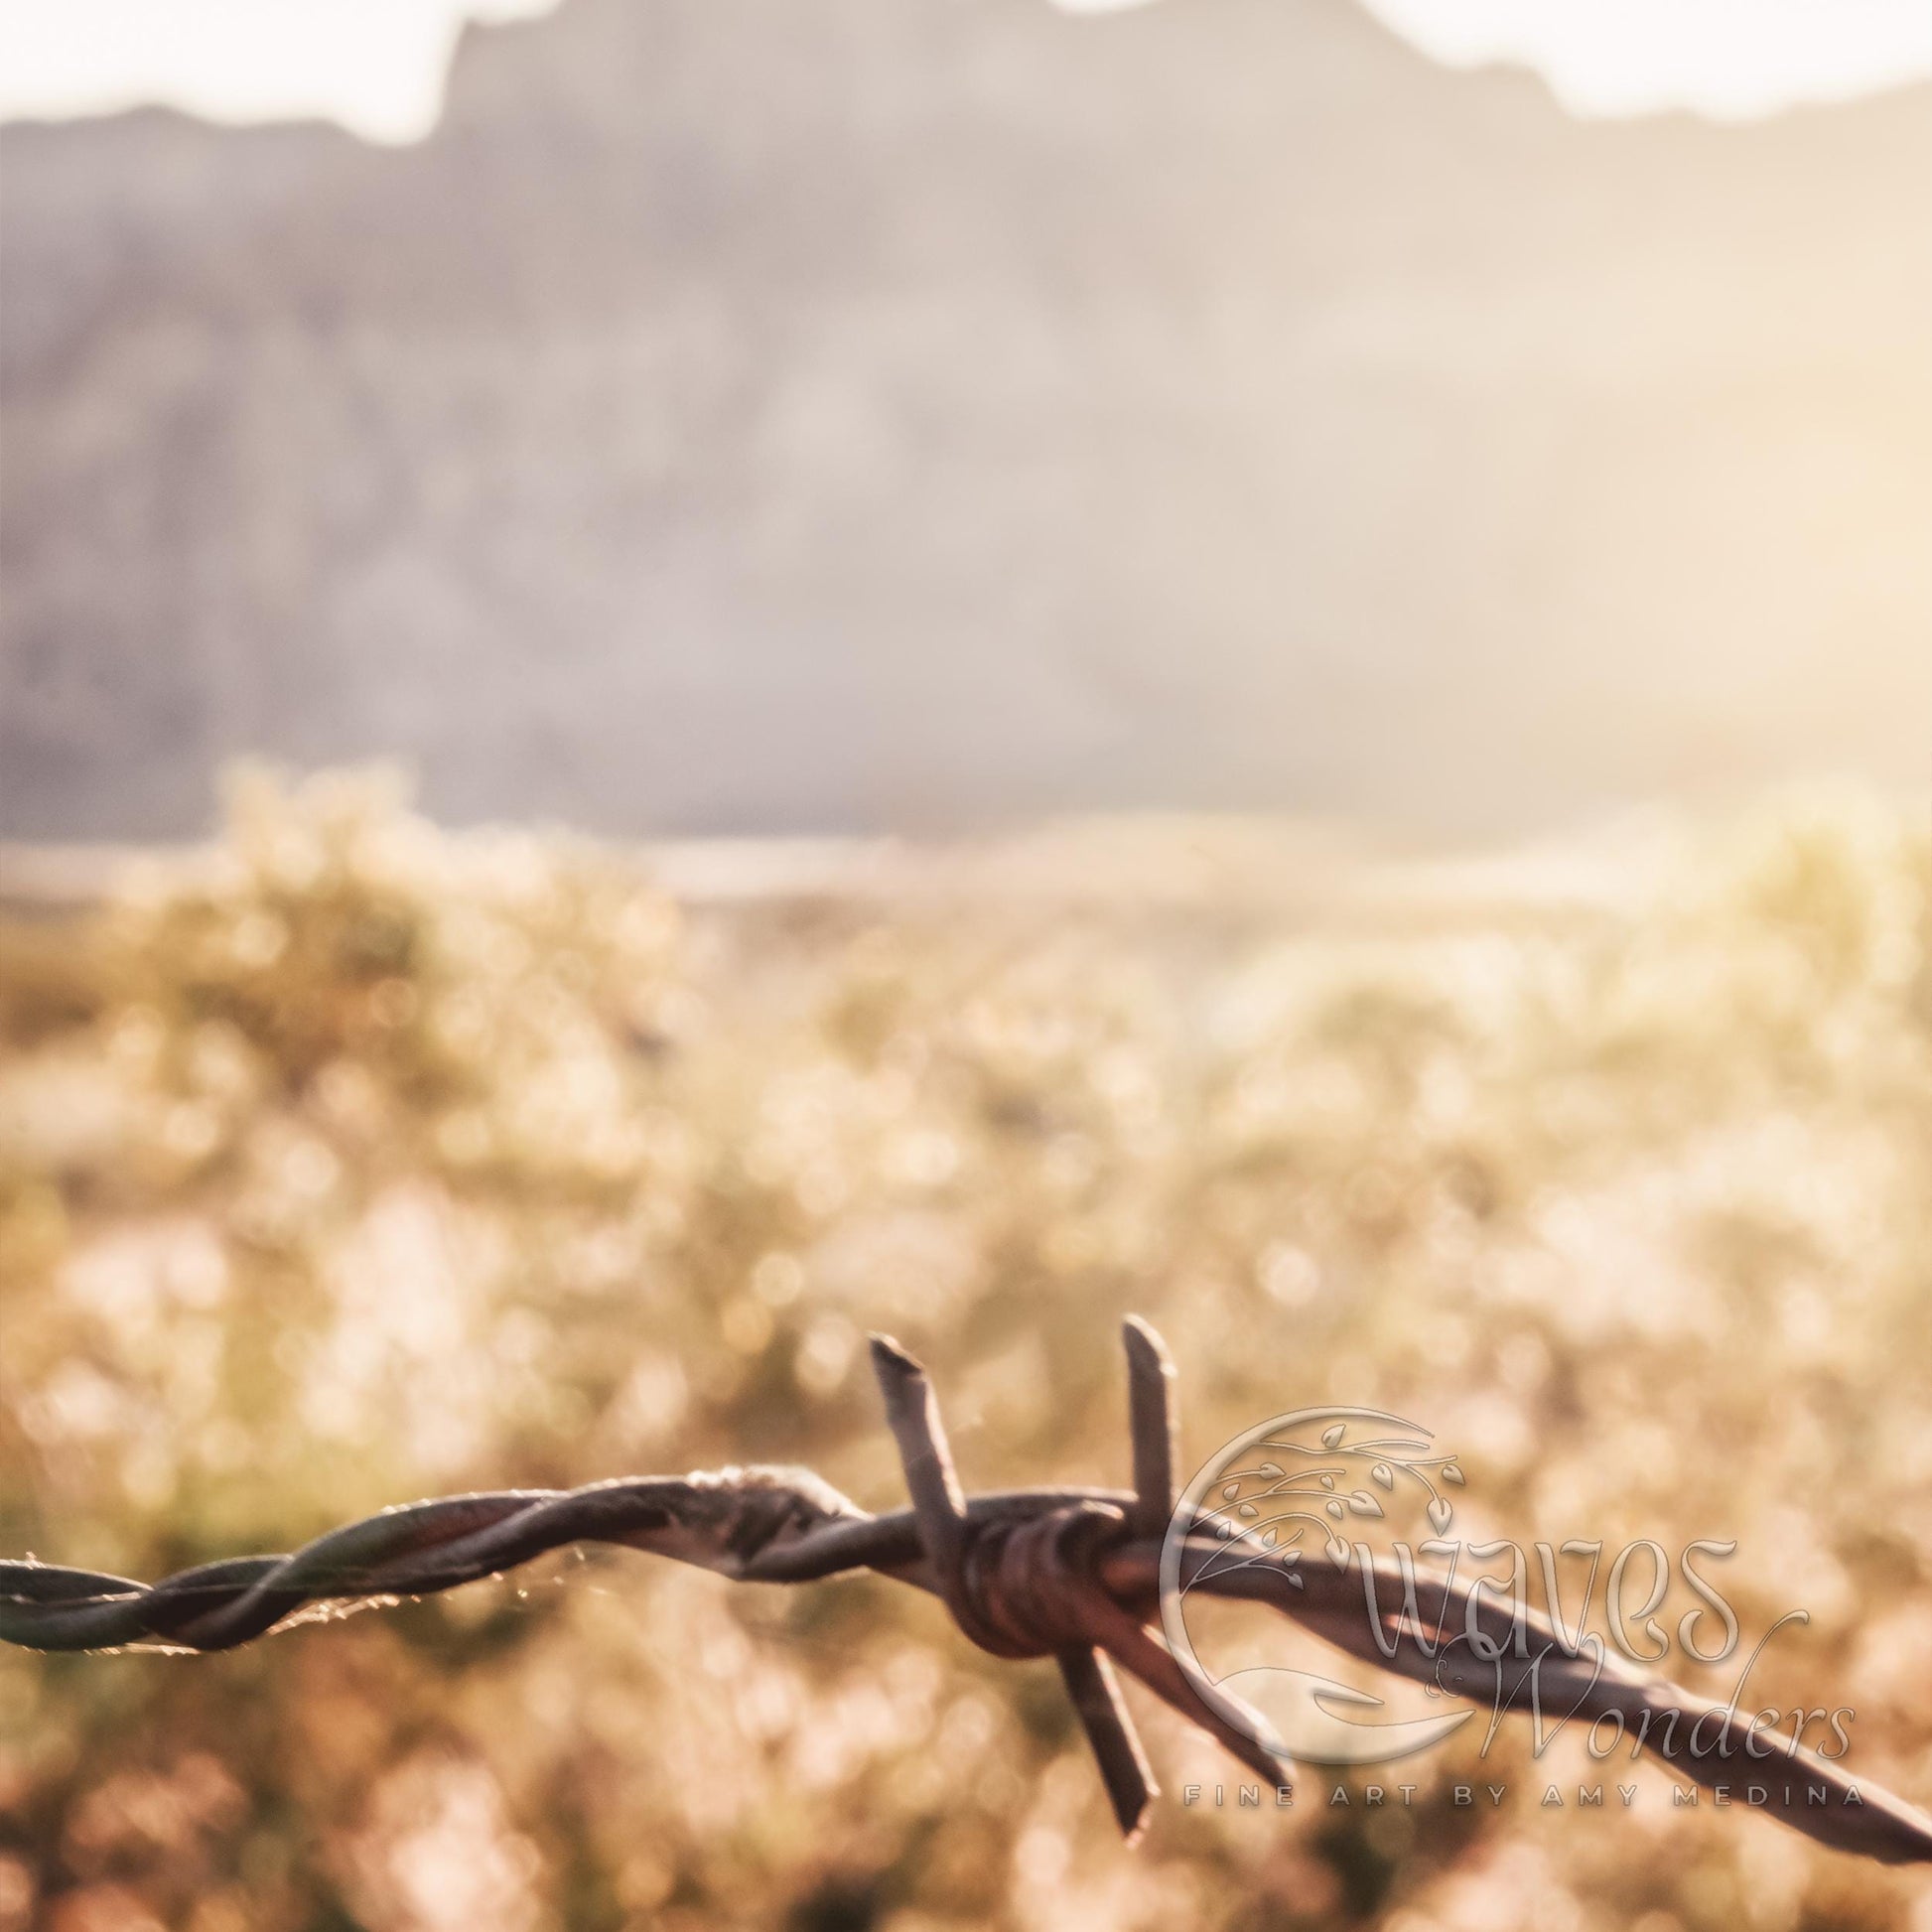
<box><xmin>3</xmin><ymin>0</ymin><xmax>1927</xmax><ymax>839</ymax></box>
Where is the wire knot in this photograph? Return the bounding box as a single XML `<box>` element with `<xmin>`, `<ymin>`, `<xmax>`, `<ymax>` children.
<box><xmin>955</xmin><ymin>1500</ymin><xmax>1132</xmax><ymax>1659</ymax></box>
<box><xmin>865</xmin><ymin>1320</ymin><xmax>1252</xmax><ymax>1839</ymax></box>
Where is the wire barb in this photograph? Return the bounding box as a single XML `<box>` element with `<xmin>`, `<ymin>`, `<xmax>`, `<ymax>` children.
<box><xmin>869</xmin><ymin>1326</ymin><xmax>1171</xmax><ymax>1837</ymax></box>
<box><xmin>1122</xmin><ymin>1314</ymin><xmax>1178</xmax><ymax>1541</ymax></box>
<box><xmin>1057</xmin><ymin>1645</ymin><xmax>1157</xmax><ymax>1841</ymax></box>
<box><xmin>869</xmin><ymin>1334</ymin><xmax>973</xmax><ymax>1610</ymax></box>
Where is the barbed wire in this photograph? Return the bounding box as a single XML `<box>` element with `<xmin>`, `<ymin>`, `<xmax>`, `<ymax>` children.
<box><xmin>4</xmin><ymin>1318</ymin><xmax>1929</xmax><ymax>1867</ymax></box>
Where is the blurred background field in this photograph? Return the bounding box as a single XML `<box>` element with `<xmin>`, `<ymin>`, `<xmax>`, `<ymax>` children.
<box><xmin>2</xmin><ymin>770</ymin><xmax>1930</xmax><ymax>1931</ymax></box>
<box><xmin>4</xmin><ymin>0</ymin><xmax>1931</xmax><ymax>1923</ymax></box>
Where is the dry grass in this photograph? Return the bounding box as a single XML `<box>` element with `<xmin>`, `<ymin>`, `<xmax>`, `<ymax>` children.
<box><xmin>2</xmin><ymin>767</ymin><xmax>1930</xmax><ymax>1930</ymax></box>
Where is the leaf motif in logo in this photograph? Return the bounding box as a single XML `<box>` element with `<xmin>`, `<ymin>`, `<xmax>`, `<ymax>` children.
<box><xmin>1325</xmin><ymin>1499</ymin><xmax>1343</xmax><ymax>1519</ymax></box>
<box><xmin>1428</xmin><ymin>1498</ymin><xmax>1453</xmax><ymax>1534</ymax></box>
<box><xmin>1222</xmin><ymin>1482</ymin><xmax>1241</xmax><ymax>1499</ymax></box>
<box><xmin>1349</xmin><ymin>1491</ymin><xmax>1384</xmax><ymax>1518</ymax></box>
<box><xmin>1239</xmin><ymin>1503</ymin><xmax>1258</xmax><ymax>1518</ymax></box>
<box><xmin>1443</xmin><ymin>1463</ymin><xmax>1465</xmax><ymax>1486</ymax></box>
<box><xmin>1321</xmin><ymin>1424</ymin><xmax>1345</xmax><ymax>1449</ymax></box>
<box><xmin>1318</xmin><ymin>1474</ymin><xmax>1335</xmax><ymax>1490</ymax></box>
<box><xmin>1325</xmin><ymin>1535</ymin><xmax>1350</xmax><ymax>1569</ymax></box>
<box><xmin>1370</xmin><ymin>1462</ymin><xmax>1394</xmax><ymax>1489</ymax></box>
<box><xmin>1257</xmin><ymin>1462</ymin><xmax>1283</xmax><ymax>1477</ymax></box>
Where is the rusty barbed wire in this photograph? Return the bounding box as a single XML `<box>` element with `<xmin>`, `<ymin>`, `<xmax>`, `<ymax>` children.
<box><xmin>4</xmin><ymin>1318</ymin><xmax>1929</xmax><ymax>1867</ymax></box>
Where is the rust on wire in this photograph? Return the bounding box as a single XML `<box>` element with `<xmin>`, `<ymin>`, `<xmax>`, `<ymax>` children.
<box><xmin>3</xmin><ymin>1320</ymin><xmax>1930</xmax><ymax>1867</ymax></box>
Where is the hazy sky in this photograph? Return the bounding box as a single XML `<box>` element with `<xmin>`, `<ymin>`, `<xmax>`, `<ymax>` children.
<box><xmin>1</xmin><ymin>0</ymin><xmax>1928</xmax><ymax>142</ymax></box>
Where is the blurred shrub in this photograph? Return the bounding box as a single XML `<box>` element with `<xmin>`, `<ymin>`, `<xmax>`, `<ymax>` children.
<box><xmin>2</xmin><ymin>770</ymin><xmax>1929</xmax><ymax>1930</ymax></box>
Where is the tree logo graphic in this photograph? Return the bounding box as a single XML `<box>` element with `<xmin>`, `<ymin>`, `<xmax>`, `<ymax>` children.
<box><xmin>1159</xmin><ymin>1406</ymin><xmax>1475</xmax><ymax>1765</ymax></box>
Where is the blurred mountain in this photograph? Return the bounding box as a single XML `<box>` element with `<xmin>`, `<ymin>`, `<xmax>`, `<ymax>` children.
<box><xmin>2</xmin><ymin>0</ymin><xmax>1928</xmax><ymax>839</ymax></box>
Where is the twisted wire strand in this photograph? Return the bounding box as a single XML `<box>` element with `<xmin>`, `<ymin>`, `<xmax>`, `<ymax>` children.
<box><xmin>6</xmin><ymin>1323</ymin><xmax>1931</xmax><ymax>1871</ymax></box>
<box><xmin>1105</xmin><ymin>1543</ymin><xmax>1932</xmax><ymax>1868</ymax></box>
<box><xmin>8</xmin><ymin>1479</ymin><xmax>1931</xmax><ymax>1866</ymax></box>
<box><xmin>0</xmin><ymin>1472</ymin><xmax>1133</xmax><ymax>1651</ymax></box>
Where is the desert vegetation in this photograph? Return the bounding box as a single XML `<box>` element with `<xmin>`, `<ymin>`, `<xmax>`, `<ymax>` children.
<box><xmin>2</xmin><ymin>771</ymin><xmax>1929</xmax><ymax>1929</ymax></box>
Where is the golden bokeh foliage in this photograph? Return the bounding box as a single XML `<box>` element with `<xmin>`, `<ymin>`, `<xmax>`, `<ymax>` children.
<box><xmin>2</xmin><ymin>770</ymin><xmax>1930</xmax><ymax>1930</ymax></box>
